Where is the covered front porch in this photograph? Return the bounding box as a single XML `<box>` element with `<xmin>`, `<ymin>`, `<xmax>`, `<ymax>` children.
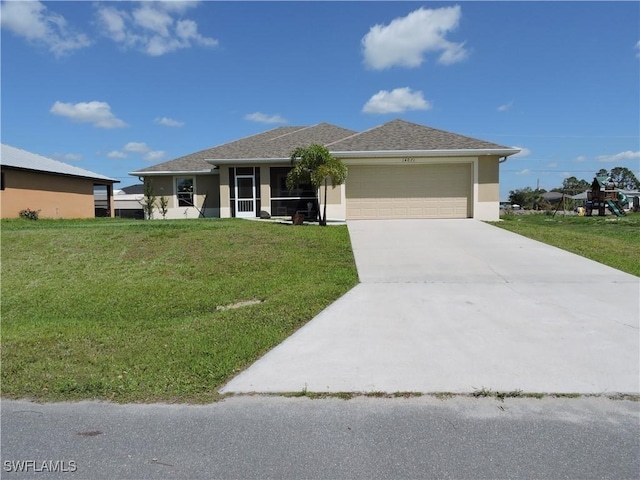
<box><xmin>217</xmin><ymin>164</ymin><xmax>342</xmax><ymax>221</ymax></box>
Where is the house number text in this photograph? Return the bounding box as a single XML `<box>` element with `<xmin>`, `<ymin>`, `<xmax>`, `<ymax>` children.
<box><xmin>402</xmin><ymin>157</ymin><xmax>415</xmax><ymax>163</ymax></box>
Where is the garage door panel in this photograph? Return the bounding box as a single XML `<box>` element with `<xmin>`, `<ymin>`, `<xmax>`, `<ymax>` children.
<box><xmin>346</xmin><ymin>164</ymin><xmax>471</xmax><ymax>219</ymax></box>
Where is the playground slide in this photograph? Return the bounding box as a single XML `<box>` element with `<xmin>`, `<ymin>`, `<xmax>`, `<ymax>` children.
<box><xmin>606</xmin><ymin>200</ymin><xmax>626</xmax><ymax>217</ymax></box>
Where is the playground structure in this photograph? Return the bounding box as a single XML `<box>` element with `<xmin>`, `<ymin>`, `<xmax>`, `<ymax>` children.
<box><xmin>585</xmin><ymin>176</ymin><xmax>627</xmax><ymax>217</ymax></box>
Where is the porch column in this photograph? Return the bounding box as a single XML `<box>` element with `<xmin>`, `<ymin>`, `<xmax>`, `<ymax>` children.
<box><xmin>260</xmin><ymin>166</ymin><xmax>271</xmax><ymax>216</ymax></box>
<box><xmin>219</xmin><ymin>166</ymin><xmax>231</xmax><ymax>218</ymax></box>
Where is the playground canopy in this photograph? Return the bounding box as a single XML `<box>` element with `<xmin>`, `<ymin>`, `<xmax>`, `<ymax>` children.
<box><xmin>571</xmin><ymin>191</ymin><xmax>589</xmax><ymax>200</ymax></box>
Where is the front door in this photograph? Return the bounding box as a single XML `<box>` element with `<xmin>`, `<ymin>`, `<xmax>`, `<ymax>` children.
<box><xmin>235</xmin><ymin>174</ymin><xmax>256</xmax><ymax>218</ymax></box>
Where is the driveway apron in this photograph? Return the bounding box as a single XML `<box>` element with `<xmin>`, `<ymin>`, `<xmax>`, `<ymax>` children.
<box><xmin>221</xmin><ymin>219</ymin><xmax>639</xmax><ymax>394</ymax></box>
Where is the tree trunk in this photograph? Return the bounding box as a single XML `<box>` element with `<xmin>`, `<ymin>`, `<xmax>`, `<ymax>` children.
<box><xmin>321</xmin><ymin>179</ymin><xmax>328</xmax><ymax>226</ymax></box>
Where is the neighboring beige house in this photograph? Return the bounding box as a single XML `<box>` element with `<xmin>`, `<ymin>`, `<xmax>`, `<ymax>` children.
<box><xmin>114</xmin><ymin>184</ymin><xmax>145</xmax><ymax>219</ymax></box>
<box><xmin>131</xmin><ymin>119</ymin><xmax>520</xmax><ymax>222</ymax></box>
<box><xmin>1</xmin><ymin>144</ymin><xmax>118</xmax><ymax>219</ymax></box>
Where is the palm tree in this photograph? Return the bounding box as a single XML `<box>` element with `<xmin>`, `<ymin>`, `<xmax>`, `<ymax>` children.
<box><xmin>286</xmin><ymin>144</ymin><xmax>348</xmax><ymax>226</ymax></box>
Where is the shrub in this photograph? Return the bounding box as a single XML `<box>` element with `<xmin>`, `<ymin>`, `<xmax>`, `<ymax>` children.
<box><xmin>140</xmin><ymin>179</ymin><xmax>156</xmax><ymax>220</ymax></box>
<box><xmin>18</xmin><ymin>208</ymin><xmax>40</xmax><ymax>220</ymax></box>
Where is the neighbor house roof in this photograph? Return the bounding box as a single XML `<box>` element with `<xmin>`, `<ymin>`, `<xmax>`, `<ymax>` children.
<box><xmin>327</xmin><ymin>119</ymin><xmax>514</xmax><ymax>153</ymax></box>
<box><xmin>541</xmin><ymin>191</ymin><xmax>567</xmax><ymax>201</ymax></box>
<box><xmin>118</xmin><ymin>184</ymin><xmax>144</xmax><ymax>194</ymax></box>
<box><xmin>1</xmin><ymin>144</ymin><xmax>117</xmax><ymax>182</ymax></box>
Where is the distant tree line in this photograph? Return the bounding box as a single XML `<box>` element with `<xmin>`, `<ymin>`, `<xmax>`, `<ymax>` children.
<box><xmin>508</xmin><ymin>167</ymin><xmax>639</xmax><ymax>210</ymax></box>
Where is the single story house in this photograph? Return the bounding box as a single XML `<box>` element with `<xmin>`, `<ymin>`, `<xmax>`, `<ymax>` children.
<box><xmin>541</xmin><ymin>191</ymin><xmax>564</xmax><ymax>202</ymax></box>
<box><xmin>130</xmin><ymin>119</ymin><xmax>520</xmax><ymax>222</ymax></box>
<box><xmin>114</xmin><ymin>184</ymin><xmax>145</xmax><ymax>219</ymax></box>
<box><xmin>0</xmin><ymin>144</ymin><xmax>118</xmax><ymax>219</ymax></box>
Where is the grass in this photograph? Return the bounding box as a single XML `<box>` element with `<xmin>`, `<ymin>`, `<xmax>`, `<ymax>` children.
<box><xmin>490</xmin><ymin>212</ymin><xmax>640</xmax><ymax>276</ymax></box>
<box><xmin>4</xmin><ymin>213</ymin><xmax>637</xmax><ymax>404</ymax></box>
<box><xmin>0</xmin><ymin>218</ymin><xmax>359</xmax><ymax>403</ymax></box>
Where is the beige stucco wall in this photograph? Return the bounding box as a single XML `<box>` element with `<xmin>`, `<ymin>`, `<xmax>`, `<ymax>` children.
<box><xmin>200</xmin><ymin>176</ymin><xmax>221</xmax><ymax>210</ymax></box>
<box><xmin>151</xmin><ymin>155</ymin><xmax>498</xmax><ymax>221</ymax></box>
<box><xmin>219</xmin><ymin>167</ymin><xmax>230</xmax><ymax>218</ymax></box>
<box><xmin>259</xmin><ymin>166</ymin><xmax>270</xmax><ymax>214</ymax></box>
<box><xmin>477</xmin><ymin>156</ymin><xmax>499</xmax><ymax>202</ymax></box>
<box><xmin>147</xmin><ymin>176</ymin><xmax>174</xmax><ymax>207</ymax></box>
<box><xmin>318</xmin><ymin>182</ymin><xmax>343</xmax><ymax>205</ymax></box>
<box><xmin>140</xmin><ymin>174</ymin><xmax>220</xmax><ymax>219</ymax></box>
<box><xmin>0</xmin><ymin>168</ymin><xmax>112</xmax><ymax>219</ymax></box>
<box><xmin>473</xmin><ymin>155</ymin><xmax>500</xmax><ymax>221</ymax></box>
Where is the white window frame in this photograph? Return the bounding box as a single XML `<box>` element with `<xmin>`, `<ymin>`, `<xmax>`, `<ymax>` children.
<box><xmin>175</xmin><ymin>176</ymin><xmax>196</xmax><ymax>208</ymax></box>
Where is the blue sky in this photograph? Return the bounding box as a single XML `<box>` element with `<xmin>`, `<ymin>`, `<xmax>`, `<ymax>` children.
<box><xmin>2</xmin><ymin>1</ymin><xmax>639</xmax><ymax>199</ymax></box>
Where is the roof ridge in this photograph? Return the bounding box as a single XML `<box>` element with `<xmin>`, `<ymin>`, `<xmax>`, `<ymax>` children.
<box><xmin>326</xmin><ymin>121</ymin><xmax>390</xmax><ymax>147</ymax></box>
<box><xmin>267</xmin><ymin>122</ymin><xmax>356</xmax><ymax>144</ymax></box>
<box><xmin>265</xmin><ymin>124</ymin><xmax>314</xmax><ymax>142</ymax></box>
<box><xmin>212</xmin><ymin>125</ymin><xmax>306</xmax><ymax>149</ymax></box>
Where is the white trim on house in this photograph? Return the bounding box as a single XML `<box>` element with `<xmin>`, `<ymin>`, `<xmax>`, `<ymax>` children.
<box><xmin>129</xmin><ymin>170</ymin><xmax>218</xmax><ymax>176</ymax></box>
<box><xmin>234</xmin><ymin>172</ymin><xmax>257</xmax><ymax>218</ymax></box>
<box><xmin>206</xmin><ymin>158</ymin><xmax>289</xmax><ymax>166</ymax></box>
<box><xmin>332</xmin><ymin>148</ymin><xmax>520</xmax><ymax>158</ymax></box>
<box><xmin>204</xmin><ymin>148</ymin><xmax>520</xmax><ymax>167</ymax></box>
<box><xmin>172</xmin><ymin>175</ymin><xmax>201</xmax><ymax>219</ymax></box>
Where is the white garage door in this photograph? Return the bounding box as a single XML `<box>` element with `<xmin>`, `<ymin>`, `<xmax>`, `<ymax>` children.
<box><xmin>346</xmin><ymin>164</ymin><xmax>472</xmax><ymax>219</ymax></box>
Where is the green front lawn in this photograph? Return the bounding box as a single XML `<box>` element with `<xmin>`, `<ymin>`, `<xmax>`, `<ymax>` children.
<box><xmin>1</xmin><ymin>218</ymin><xmax>358</xmax><ymax>403</ymax></box>
<box><xmin>491</xmin><ymin>213</ymin><xmax>640</xmax><ymax>276</ymax></box>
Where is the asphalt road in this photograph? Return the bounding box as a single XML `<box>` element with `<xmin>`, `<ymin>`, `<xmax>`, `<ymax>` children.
<box><xmin>2</xmin><ymin>396</ymin><xmax>638</xmax><ymax>479</ymax></box>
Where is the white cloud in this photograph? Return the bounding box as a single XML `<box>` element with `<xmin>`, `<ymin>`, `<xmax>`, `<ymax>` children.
<box><xmin>95</xmin><ymin>6</ymin><xmax>129</xmax><ymax>43</ymax></box>
<box><xmin>95</xmin><ymin>2</ymin><xmax>218</xmax><ymax>56</ymax></box>
<box><xmin>50</xmin><ymin>101</ymin><xmax>127</xmax><ymax>129</ymax></box>
<box><xmin>133</xmin><ymin>4</ymin><xmax>173</xmax><ymax>37</ymax></box>
<box><xmin>144</xmin><ymin>150</ymin><xmax>166</xmax><ymax>162</ymax></box>
<box><xmin>547</xmin><ymin>162</ymin><xmax>558</xmax><ymax>168</ymax></box>
<box><xmin>123</xmin><ymin>142</ymin><xmax>150</xmax><ymax>153</ymax></box>
<box><xmin>155</xmin><ymin>116</ymin><xmax>185</xmax><ymax>127</ymax></box>
<box><xmin>107</xmin><ymin>150</ymin><xmax>127</xmax><ymax>159</ymax></box>
<box><xmin>635</xmin><ymin>40</ymin><xmax>640</xmax><ymax>58</ymax></box>
<box><xmin>244</xmin><ymin>112</ymin><xmax>288</xmax><ymax>124</ymax></box>
<box><xmin>597</xmin><ymin>151</ymin><xmax>640</xmax><ymax>163</ymax></box>
<box><xmin>362</xmin><ymin>6</ymin><xmax>468</xmax><ymax>70</ymax></box>
<box><xmin>119</xmin><ymin>142</ymin><xmax>165</xmax><ymax>161</ymax></box>
<box><xmin>574</xmin><ymin>155</ymin><xmax>587</xmax><ymax>162</ymax></box>
<box><xmin>362</xmin><ymin>87</ymin><xmax>431</xmax><ymax>114</ymax></box>
<box><xmin>157</xmin><ymin>1</ymin><xmax>201</xmax><ymax>14</ymax></box>
<box><xmin>497</xmin><ymin>101</ymin><xmax>514</xmax><ymax>112</ymax></box>
<box><xmin>510</xmin><ymin>146</ymin><xmax>531</xmax><ymax>158</ymax></box>
<box><xmin>516</xmin><ymin>169</ymin><xmax>531</xmax><ymax>176</ymax></box>
<box><xmin>0</xmin><ymin>0</ymin><xmax>91</xmax><ymax>57</ymax></box>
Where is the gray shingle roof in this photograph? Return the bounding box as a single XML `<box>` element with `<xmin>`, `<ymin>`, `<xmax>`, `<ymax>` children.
<box><xmin>133</xmin><ymin>123</ymin><xmax>356</xmax><ymax>173</ymax></box>
<box><xmin>328</xmin><ymin>119</ymin><xmax>512</xmax><ymax>151</ymax></box>
<box><xmin>135</xmin><ymin>126</ymin><xmax>305</xmax><ymax>173</ymax></box>
<box><xmin>119</xmin><ymin>184</ymin><xmax>144</xmax><ymax>194</ymax></box>
<box><xmin>133</xmin><ymin>119</ymin><xmax>515</xmax><ymax>175</ymax></box>
<box><xmin>1</xmin><ymin>144</ymin><xmax>117</xmax><ymax>182</ymax></box>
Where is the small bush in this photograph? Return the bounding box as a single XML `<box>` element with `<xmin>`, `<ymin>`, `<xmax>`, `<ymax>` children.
<box><xmin>19</xmin><ymin>208</ymin><xmax>40</xmax><ymax>220</ymax></box>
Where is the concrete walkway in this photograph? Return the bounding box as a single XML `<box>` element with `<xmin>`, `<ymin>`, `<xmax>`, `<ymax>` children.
<box><xmin>221</xmin><ymin>220</ymin><xmax>639</xmax><ymax>394</ymax></box>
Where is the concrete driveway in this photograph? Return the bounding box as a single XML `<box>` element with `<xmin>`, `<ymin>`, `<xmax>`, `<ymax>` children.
<box><xmin>221</xmin><ymin>220</ymin><xmax>639</xmax><ymax>395</ymax></box>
